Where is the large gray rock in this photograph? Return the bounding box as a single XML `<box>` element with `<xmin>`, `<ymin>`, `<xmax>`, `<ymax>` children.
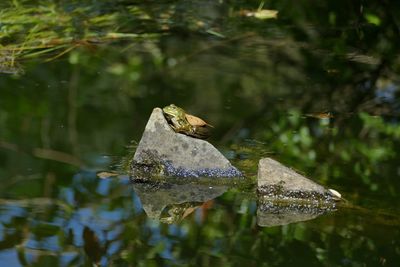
<box><xmin>132</xmin><ymin>108</ymin><xmax>242</xmax><ymax>178</ymax></box>
<box><xmin>258</xmin><ymin>157</ymin><xmax>339</xmax><ymax>202</ymax></box>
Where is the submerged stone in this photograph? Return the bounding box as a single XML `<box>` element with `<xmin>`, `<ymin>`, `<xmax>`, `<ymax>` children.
<box><xmin>131</xmin><ymin>108</ymin><xmax>242</xmax><ymax>179</ymax></box>
<box><xmin>257</xmin><ymin>158</ymin><xmax>340</xmax><ymax>204</ymax></box>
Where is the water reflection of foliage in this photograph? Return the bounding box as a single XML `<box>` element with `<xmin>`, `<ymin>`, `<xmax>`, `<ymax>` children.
<box><xmin>250</xmin><ymin>110</ymin><xmax>400</xmax><ymax>196</ymax></box>
<box><xmin>0</xmin><ymin>0</ymin><xmax>167</xmax><ymax>74</ymax></box>
<box><xmin>2</xmin><ymin>178</ymin><xmax>398</xmax><ymax>266</ymax></box>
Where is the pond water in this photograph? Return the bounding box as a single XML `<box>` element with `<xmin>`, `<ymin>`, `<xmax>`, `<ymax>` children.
<box><xmin>1</xmin><ymin>1</ymin><xmax>400</xmax><ymax>266</ymax></box>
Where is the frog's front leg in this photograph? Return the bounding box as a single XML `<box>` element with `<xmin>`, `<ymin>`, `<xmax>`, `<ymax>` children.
<box><xmin>169</xmin><ymin>118</ymin><xmax>180</xmax><ymax>131</ymax></box>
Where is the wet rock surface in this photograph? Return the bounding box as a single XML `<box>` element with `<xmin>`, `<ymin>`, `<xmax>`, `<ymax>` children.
<box><xmin>132</xmin><ymin>108</ymin><xmax>242</xmax><ymax>179</ymax></box>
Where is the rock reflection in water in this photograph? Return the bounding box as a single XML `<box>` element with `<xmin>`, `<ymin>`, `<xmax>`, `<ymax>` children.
<box><xmin>257</xmin><ymin>198</ymin><xmax>337</xmax><ymax>227</ymax></box>
<box><xmin>132</xmin><ymin>180</ymin><xmax>228</xmax><ymax>223</ymax></box>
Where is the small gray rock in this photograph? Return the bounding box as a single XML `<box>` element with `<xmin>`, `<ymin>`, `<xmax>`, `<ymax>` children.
<box><xmin>132</xmin><ymin>108</ymin><xmax>242</xmax><ymax>178</ymax></box>
<box><xmin>258</xmin><ymin>157</ymin><xmax>339</xmax><ymax>202</ymax></box>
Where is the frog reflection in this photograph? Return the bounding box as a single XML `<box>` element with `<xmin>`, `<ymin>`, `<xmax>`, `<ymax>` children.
<box><xmin>132</xmin><ymin>180</ymin><xmax>227</xmax><ymax>223</ymax></box>
<box><xmin>160</xmin><ymin>202</ymin><xmax>202</xmax><ymax>224</ymax></box>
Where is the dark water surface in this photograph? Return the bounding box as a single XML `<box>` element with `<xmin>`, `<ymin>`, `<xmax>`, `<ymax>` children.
<box><xmin>1</xmin><ymin>1</ymin><xmax>400</xmax><ymax>266</ymax></box>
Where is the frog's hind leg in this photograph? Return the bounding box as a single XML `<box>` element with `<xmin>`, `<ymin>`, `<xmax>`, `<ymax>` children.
<box><xmin>190</xmin><ymin>126</ymin><xmax>211</xmax><ymax>139</ymax></box>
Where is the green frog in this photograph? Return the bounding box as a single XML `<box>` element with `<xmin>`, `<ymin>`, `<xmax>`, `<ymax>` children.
<box><xmin>162</xmin><ymin>104</ymin><xmax>212</xmax><ymax>139</ymax></box>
